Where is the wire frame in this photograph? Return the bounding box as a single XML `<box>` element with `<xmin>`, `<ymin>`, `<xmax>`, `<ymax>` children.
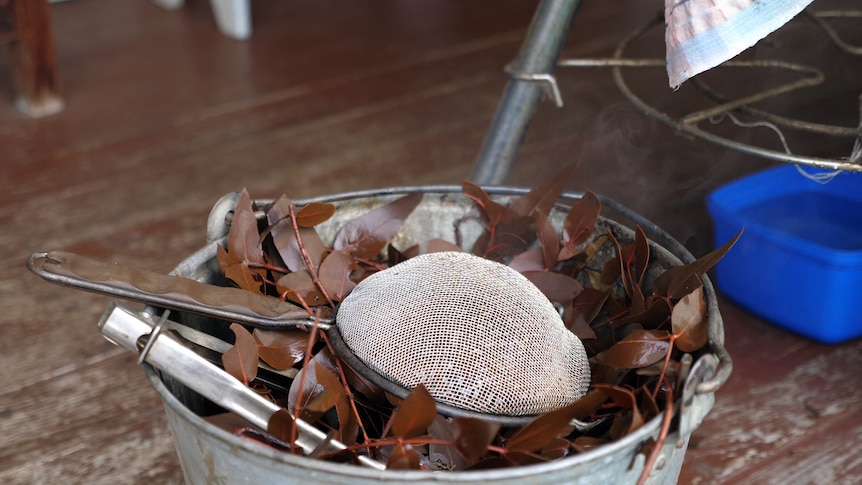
<box><xmin>558</xmin><ymin>9</ymin><xmax>862</xmax><ymax>173</ymax></box>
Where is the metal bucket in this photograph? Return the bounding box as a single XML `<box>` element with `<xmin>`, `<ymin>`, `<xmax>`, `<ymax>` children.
<box><xmin>144</xmin><ymin>186</ymin><xmax>730</xmax><ymax>485</ymax></box>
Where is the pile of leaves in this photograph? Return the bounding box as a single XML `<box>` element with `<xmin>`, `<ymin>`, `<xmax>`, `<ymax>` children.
<box><xmin>208</xmin><ymin>169</ymin><xmax>740</xmax><ymax>478</ymax></box>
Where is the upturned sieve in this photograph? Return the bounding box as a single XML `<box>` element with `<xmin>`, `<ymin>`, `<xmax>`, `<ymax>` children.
<box><xmin>28</xmin><ymin>249</ymin><xmax>590</xmax><ymax>426</ymax></box>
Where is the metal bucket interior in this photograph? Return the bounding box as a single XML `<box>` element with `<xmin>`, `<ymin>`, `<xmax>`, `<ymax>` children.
<box><xmin>145</xmin><ymin>186</ymin><xmax>729</xmax><ymax>485</ymax></box>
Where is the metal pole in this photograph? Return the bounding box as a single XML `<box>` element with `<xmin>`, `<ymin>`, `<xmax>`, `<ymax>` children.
<box><xmin>470</xmin><ymin>0</ymin><xmax>581</xmax><ymax>185</ymax></box>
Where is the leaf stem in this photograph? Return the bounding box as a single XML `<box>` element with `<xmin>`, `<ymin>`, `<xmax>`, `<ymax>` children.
<box><xmin>247</xmin><ymin>261</ymin><xmax>291</xmax><ymax>274</ymax></box>
<box><xmin>653</xmin><ymin>335</ymin><xmax>677</xmax><ymax>400</ymax></box>
<box><xmin>280</xmin><ymin>288</ymin><xmax>315</xmax><ymax>316</ymax></box>
<box><xmin>352</xmin><ymin>256</ymin><xmax>388</xmax><ymax>272</ymax></box>
<box><xmin>320</xmin><ymin>331</ymin><xmax>372</xmax><ymax>445</ymax></box>
<box><xmin>287</xmin><ymin>201</ymin><xmax>336</xmax><ymax>309</ymax></box>
<box><xmin>292</xmin><ymin>315</ymin><xmax>321</xmax><ymax>449</ymax></box>
<box><xmin>637</xmin><ymin>378</ymin><xmax>674</xmax><ymax>485</ymax></box>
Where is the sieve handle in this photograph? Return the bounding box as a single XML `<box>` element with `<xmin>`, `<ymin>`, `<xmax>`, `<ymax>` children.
<box><xmin>98</xmin><ymin>303</ymin><xmax>385</xmax><ymax>470</ymax></box>
<box><xmin>27</xmin><ymin>251</ymin><xmax>326</xmax><ymax>329</ymax></box>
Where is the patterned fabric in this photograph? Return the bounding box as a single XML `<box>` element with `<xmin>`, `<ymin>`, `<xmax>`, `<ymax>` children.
<box><xmin>665</xmin><ymin>0</ymin><xmax>815</xmax><ymax>87</ymax></box>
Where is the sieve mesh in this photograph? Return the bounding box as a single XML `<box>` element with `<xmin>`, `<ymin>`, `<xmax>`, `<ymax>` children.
<box><xmin>336</xmin><ymin>251</ymin><xmax>590</xmax><ymax>417</ymax></box>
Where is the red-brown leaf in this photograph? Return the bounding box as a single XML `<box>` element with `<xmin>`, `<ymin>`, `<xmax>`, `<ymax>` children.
<box><xmin>230</xmin><ymin>189</ymin><xmax>264</xmax><ymax>262</ymax></box>
<box><xmin>216</xmin><ymin>242</ymin><xmax>239</xmax><ymax>271</ymax></box>
<box><xmin>305</xmin><ymin>363</ymin><xmax>344</xmax><ymax>413</ymax></box>
<box><xmin>276</xmin><ymin>271</ymin><xmax>325</xmax><ymax>306</ymax></box>
<box><xmin>296</xmin><ymin>202</ymin><xmax>336</xmax><ymax>227</ymax></box>
<box><xmin>506</xmin><ymin>390</ymin><xmax>607</xmax><ymax>453</ymax></box>
<box><xmin>470</xmin><ymin>230</ymin><xmax>490</xmax><ymax>257</ymax></box>
<box><xmin>507</xmin><ymin>451</ymin><xmax>551</xmax><ymax>466</ymax></box>
<box><xmin>521</xmin><ymin>270</ymin><xmax>583</xmax><ymax>304</ymax></box>
<box><xmin>639</xmin><ymin>386</ymin><xmax>661</xmax><ymax>417</ymax></box>
<box><xmin>671</xmin><ymin>286</ymin><xmax>708</xmax><ymax>352</ymax></box>
<box><xmin>453</xmin><ymin>418</ymin><xmax>500</xmax><ymax>465</ymax></box>
<box><xmin>224</xmin><ymin>262</ymin><xmax>264</xmax><ymax>294</ymax></box>
<box><xmin>267</xmin><ymin>408</ymin><xmax>296</xmax><ymax>443</ymax></box>
<box><xmin>563</xmin><ymin>191</ymin><xmax>601</xmax><ymax>247</ymax></box>
<box><xmin>633</xmin><ymin>226</ymin><xmax>650</xmax><ymax>288</ymax></box>
<box><xmin>653</xmin><ymin>229</ymin><xmax>743</xmax><ymax>299</ymax></box>
<box><xmin>387</xmin><ymin>245</ymin><xmax>408</xmax><ymax>267</ymax></box>
<box><xmin>318</xmin><ymin>250</ymin><xmax>357</xmax><ymax>301</ymax></box>
<box><xmin>428</xmin><ymin>416</ymin><xmax>469</xmax><ymax>471</ymax></box>
<box><xmin>611</xmin><ymin>298</ymin><xmax>672</xmax><ymax>330</ymax></box>
<box><xmin>572</xmin><ymin>436</ymin><xmax>610</xmax><ymax>453</ymax></box>
<box><xmin>335</xmin><ymin>394</ymin><xmax>360</xmax><ymax>446</ymax></box>
<box><xmin>591</xmin><ymin>329</ymin><xmax>670</xmax><ymax>369</ymax></box>
<box><xmin>303</xmin><ymin>354</ymin><xmax>358</xmax><ymax>445</ymax></box>
<box><xmin>540</xmin><ymin>436</ymin><xmax>571</xmax><ymax>460</ymax></box>
<box><xmin>268</xmin><ymin>198</ymin><xmax>327</xmax><ymax>273</ymax></box>
<box><xmin>630</xmin><ymin>283</ymin><xmax>647</xmax><ymax>315</ymax></box>
<box><xmin>566</xmin><ymin>305</ymin><xmax>598</xmax><ymax>340</ymax></box>
<box><xmin>333</xmin><ymin>193</ymin><xmax>422</xmax><ymax>260</ymax></box>
<box><xmin>426</xmin><ymin>238</ymin><xmax>463</xmax><ymax>253</ymax></box>
<box><xmin>462</xmin><ymin>181</ymin><xmax>510</xmax><ymax>228</ymax></box>
<box><xmin>470</xmin><ymin>453</ymin><xmax>545</xmax><ymax>470</ymax></box>
<box><xmin>568</xmin><ymin>287</ymin><xmax>610</xmax><ymax>337</ymax></box>
<box><xmin>390</xmin><ymin>383</ymin><xmax>437</xmax><ymax>439</ymax></box>
<box><xmin>223</xmin><ymin>189</ymin><xmax>267</xmax><ymax>292</ymax></box>
<box><xmin>508</xmin><ymin>162</ymin><xmax>577</xmax><ymax>218</ymax></box>
<box><xmin>222</xmin><ymin>323</ymin><xmax>259</xmax><ymax>385</ymax></box>
<box><xmin>254</xmin><ymin>328</ymin><xmax>308</xmax><ymax>370</ymax></box>
<box><xmin>509</xmin><ymin>247</ymin><xmax>545</xmax><ymax>272</ymax></box>
<box><xmin>653</xmin><ymin>269</ymin><xmax>702</xmax><ymax>301</ymax></box>
<box><xmin>298</xmin><ymin>228</ymin><xmax>327</xmax><ymax>272</ymax></box>
<box><xmin>343</xmin><ymin>363</ymin><xmax>387</xmax><ymax>405</ymax></box>
<box><xmin>387</xmin><ymin>444</ymin><xmax>422</xmax><ymax>470</ymax></box>
<box><xmin>591</xmin><ymin>384</ymin><xmax>644</xmax><ymax>435</ymax></box>
<box><xmin>488</xmin><ymin>215</ymin><xmax>537</xmax><ymax>260</ymax></box>
<box><xmin>608</xmin><ymin>411</ymin><xmax>634</xmax><ymax>440</ymax></box>
<box><xmin>288</xmin><ymin>350</ymin><xmax>339</xmax><ymax>423</ymax></box>
<box><xmin>606</xmin><ymin>230</ymin><xmax>632</xmax><ymax>295</ymax></box>
<box><xmin>600</xmin><ymin>256</ymin><xmax>621</xmax><ymax>286</ymax></box>
<box><xmin>537</xmin><ymin>211</ymin><xmax>559</xmax><ymax>270</ymax></box>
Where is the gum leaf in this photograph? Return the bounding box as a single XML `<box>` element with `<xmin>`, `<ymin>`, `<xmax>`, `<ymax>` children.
<box><xmin>671</xmin><ymin>286</ymin><xmax>708</xmax><ymax>352</ymax></box>
<box><xmin>390</xmin><ymin>383</ymin><xmax>437</xmax><ymax>439</ymax></box>
<box><xmin>333</xmin><ymin>193</ymin><xmax>422</xmax><ymax>260</ymax></box>
<box><xmin>222</xmin><ymin>323</ymin><xmax>259</xmax><ymax>385</ymax></box>
<box><xmin>296</xmin><ymin>202</ymin><xmax>336</xmax><ymax>227</ymax></box>
<box><xmin>253</xmin><ymin>328</ymin><xmax>308</xmax><ymax>370</ymax></box>
<box><xmin>590</xmin><ymin>329</ymin><xmax>670</xmax><ymax>369</ymax></box>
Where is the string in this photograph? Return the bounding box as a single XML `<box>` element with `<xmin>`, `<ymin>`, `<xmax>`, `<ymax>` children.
<box><xmin>709</xmin><ymin>112</ymin><xmax>855</xmax><ymax>184</ymax></box>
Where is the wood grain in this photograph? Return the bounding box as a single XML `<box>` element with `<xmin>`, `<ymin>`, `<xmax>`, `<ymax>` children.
<box><xmin>1</xmin><ymin>0</ymin><xmax>859</xmax><ymax>483</ymax></box>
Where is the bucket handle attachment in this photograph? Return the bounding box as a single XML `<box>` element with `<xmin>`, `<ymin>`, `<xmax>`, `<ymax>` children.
<box><xmin>679</xmin><ymin>352</ymin><xmax>720</xmax><ymax>439</ymax></box>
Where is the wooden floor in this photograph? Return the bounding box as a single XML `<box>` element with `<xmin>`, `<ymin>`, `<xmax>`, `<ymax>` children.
<box><xmin>1</xmin><ymin>0</ymin><xmax>860</xmax><ymax>483</ymax></box>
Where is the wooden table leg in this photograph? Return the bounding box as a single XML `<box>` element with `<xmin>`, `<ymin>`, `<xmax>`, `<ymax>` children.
<box><xmin>1</xmin><ymin>0</ymin><xmax>63</xmax><ymax>117</ymax></box>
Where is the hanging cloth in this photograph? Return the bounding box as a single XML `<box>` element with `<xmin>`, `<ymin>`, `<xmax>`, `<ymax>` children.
<box><xmin>665</xmin><ymin>0</ymin><xmax>815</xmax><ymax>88</ymax></box>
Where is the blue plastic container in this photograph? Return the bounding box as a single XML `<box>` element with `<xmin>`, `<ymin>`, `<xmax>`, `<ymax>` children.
<box><xmin>707</xmin><ymin>165</ymin><xmax>862</xmax><ymax>344</ymax></box>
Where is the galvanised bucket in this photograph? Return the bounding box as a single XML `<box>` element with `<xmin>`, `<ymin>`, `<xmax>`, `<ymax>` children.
<box><xmin>143</xmin><ymin>186</ymin><xmax>730</xmax><ymax>485</ymax></box>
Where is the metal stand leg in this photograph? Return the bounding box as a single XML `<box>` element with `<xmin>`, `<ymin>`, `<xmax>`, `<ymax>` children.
<box><xmin>3</xmin><ymin>0</ymin><xmax>64</xmax><ymax>117</ymax></box>
<box><xmin>470</xmin><ymin>0</ymin><xmax>581</xmax><ymax>185</ymax></box>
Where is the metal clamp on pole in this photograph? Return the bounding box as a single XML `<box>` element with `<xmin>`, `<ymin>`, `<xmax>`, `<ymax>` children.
<box><xmin>504</xmin><ymin>64</ymin><xmax>564</xmax><ymax>108</ymax></box>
